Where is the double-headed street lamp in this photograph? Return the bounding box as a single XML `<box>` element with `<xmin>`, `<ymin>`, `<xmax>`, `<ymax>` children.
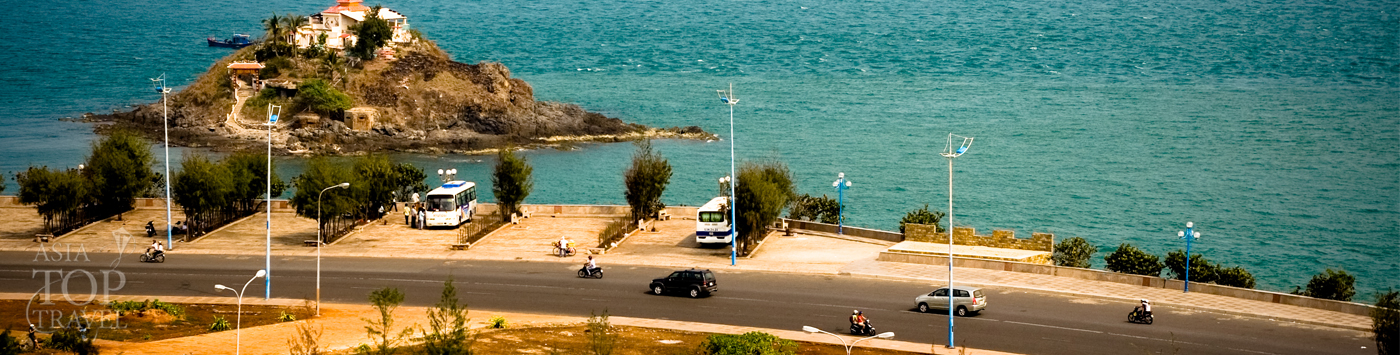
<box><xmin>939</xmin><ymin>133</ymin><xmax>973</xmax><ymax>349</ymax></box>
<box><xmin>717</xmin><ymin>83</ymin><xmax>739</xmax><ymax>266</ymax></box>
<box><xmin>801</xmin><ymin>326</ymin><xmax>893</xmax><ymax>355</ymax></box>
<box><xmin>833</xmin><ymin>173</ymin><xmax>852</xmax><ymax>234</ymax></box>
<box><xmin>1178</xmin><ymin>222</ymin><xmax>1202</xmax><ymax>293</ymax></box>
<box><xmin>214</xmin><ymin>269</ymin><xmax>267</xmax><ymax>355</ymax></box>
<box><xmin>437</xmin><ymin>168</ymin><xmax>458</xmax><ymax>183</ymax></box>
<box><xmin>149</xmin><ymin>74</ymin><xmax>173</xmax><ymax>250</ymax></box>
<box><xmin>317</xmin><ymin>182</ymin><xmax>350</xmax><ymax>316</ymax></box>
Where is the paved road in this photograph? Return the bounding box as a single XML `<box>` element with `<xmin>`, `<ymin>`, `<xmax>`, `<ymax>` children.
<box><xmin>0</xmin><ymin>252</ymin><xmax>1373</xmax><ymax>354</ymax></box>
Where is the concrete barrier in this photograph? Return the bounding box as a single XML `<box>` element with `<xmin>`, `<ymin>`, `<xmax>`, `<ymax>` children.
<box><xmin>781</xmin><ymin>219</ymin><xmax>903</xmax><ymax>243</ymax></box>
<box><xmin>878</xmin><ymin>251</ymin><xmax>1376</xmax><ymax>316</ymax></box>
<box><xmin>476</xmin><ymin>203</ymin><xmax>699</xmax><ymax>219</ymax></box>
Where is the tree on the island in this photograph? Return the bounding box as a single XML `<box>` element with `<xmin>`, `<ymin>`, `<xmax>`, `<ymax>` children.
<box><xmin>172</xmin><ymin>154</ymin><xmax>233</xmax><ymax>237</ymax></box>
<box><xmin>290</xmin><ymin>157</ymin><xmax>358</xmax><ymax>235</ymax></box>
<box><xmin>262</xmin><ymin>12</ymin><xmax>284</xmax><ymax>43</ymax></box>
<box><xmin>1292</xmin><ymin>268</ymin><xmax>1357</xmax><ymax>301</ymax></box>
<box><xmin>15</xmin><ymin>166</ymin><xmax>89</xmax><ymax>234</ymax></box>
<box><xmin>788</xmin><ymin>194</ymin><xmax>840</xmax><ymax>224</ymax></box>
<box><xmin>422</xmin><ymin>277</ymin><xmax>474</xmax><ymax>355</ymax></box>
<box><xmin>623</xmin><ymin>139</ymin><xmax>672</xmax><ymax>222</ymax></box>
<box><xmin>350</xmin><ymin>5</ymin><xmax>393</xmax><ymax>59</ymax></box>
<box><xmin>492</xmin><ymin>148</ymin><xmax>533</xmax><ymax>222</ymax></box>
<box><xmin>1103</xmin><ymin>243</ymin><xmax>1164</xmax><ymax>277</ymax></box>
<box><xmin>1373</xmin><ymin>289</ymin><xmax>1399</xmax><ymax>355</ymax></box>
<box><xmin>1052</xmin><ymin>236</ymin><xmax>1098</xmax><ymax>268</ymax></box>
<box><xmin>296</xmin><ymin>79</ymin><xmax>352</xmax><ymax>115</ymax></box>
<box><xmin>84</xmin><ymin>130</ymin><xmax>156</xmax><ymax>221</ymax></box>
<box><xmin>734</xmin><ymin>160</ymin><xmax>796</xmax><ymax>256</ymax></box>
<box><xmin>1164</xmin><ymin>249</ymin><xmax>1218</xmax><ymax>284</ymax></box>
<box><xmin>281</xmin><ymin>14</ymin><xmax>309</xmax><ymax>43</ymax></box>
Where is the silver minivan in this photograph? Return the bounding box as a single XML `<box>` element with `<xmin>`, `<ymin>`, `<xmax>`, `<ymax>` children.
<box><xmin>914</xmin><ymin>286</ymin><xmax>987</xmax><ymax>316</ymax></box>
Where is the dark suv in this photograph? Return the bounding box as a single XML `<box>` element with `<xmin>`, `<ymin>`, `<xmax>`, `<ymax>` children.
<box><xmin>649</xmin><ymin>269</ymin><xmax>717</xmax><ymax>298</ymax></box>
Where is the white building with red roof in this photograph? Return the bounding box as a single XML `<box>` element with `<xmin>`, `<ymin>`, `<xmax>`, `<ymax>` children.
<box><xmin>295</xmin><ymin>0</ymin><xmax>410</xmax><ymax>50</ymax></box>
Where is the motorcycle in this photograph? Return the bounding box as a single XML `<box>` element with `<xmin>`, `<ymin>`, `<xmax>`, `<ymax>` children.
<box><xmin>578</xmin><ymin>266</ymin><xmax>603</xmax><ymax>279</ymax></box>
<box><xmin>139</xmin><ymin>250</ymin><xmax>165</xmax><ymax>263</ymax></box>
<box><xmin>849</xmin><ymin>320</ymin><xmax>876</xmax><ymax>336</ymax></box>
<box><xmin>145</xmin><ymin>221</ymin><xmax>156</xmax><ymax>238</ymax></box>
<box><xmin>1128</xmin><ymin>309</ymin><xmax>1154</xmax><ymax>324</ymax></box>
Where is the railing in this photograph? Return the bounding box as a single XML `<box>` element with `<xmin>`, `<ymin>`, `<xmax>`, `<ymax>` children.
<box><xmin>596</xmin><ymin>218</ymin><xmax>637</xmax><ymax>249</ymax></box>
<box><xmin>183</xmin><ymin>207</ymin><xmax>251</xmax><ymax>242</ymax></box>
<box><xmin>456</xmin><ymin>215</ymin><xmax>506</xmax><ymax>248</ymax></box>
<box><xmin>46</xmin><ymin>205</ymin><xmax>123</xmax><ymax>237</ymax></box>
<box><xmin>322</xmin><ymin>214</ymin><xmax>358</xmax><ymax>244</ymax></box>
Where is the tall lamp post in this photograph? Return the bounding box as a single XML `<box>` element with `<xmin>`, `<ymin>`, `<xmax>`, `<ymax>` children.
<box><xmin>263</xmin><ymin>104</ymin><xmax>280</xmax><ymax>299</ymax></box>
<box><xmin>1177</xmin><ymin>222</ymin><xmax>1201</xmax><ymax>293</ymax></box>
<box><xmin>802</xmin><ymin>326</ymin><xmax>893</xmax><ymax>355</ymax></box>
<box><xmin>437</xmin><ymin>168</ymin><xmax>458</xmax><ymax>183</ymax></box>
<box><xmin>939</xmin><ymin>133</ymin><xmax>973</xmax><ymax>349</ymax></box>
<box><xmin>150</xmin><ymin>74</ymin><xmax>173</xmax><ymax>250</ymax></box>
<box><xmin>717</xmin><ymin>83</ymin><xmax>739</xmax><ymax>266</ymax></box>
<box><xmin>316</xmin><ymin>182</ymin><xmax>349</xmax><ymax>316</ymax></box>
<box><xmin>214</xmin><ymin>269</ymin><xmax>266</xmax><ymax>355</ymax></box>
<box><xmin>833</xmin><ymin>173</ymin><xmax>852</xmax><ymax>234</ymax></box>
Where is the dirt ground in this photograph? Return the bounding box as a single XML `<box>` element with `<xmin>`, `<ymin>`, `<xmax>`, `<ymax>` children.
<box><xmin>422</xmin><ymin>324</ymin><xmax>923</xmax><ymax>355</ymax></box>
<box><xmin>0</xmin><ymin>299</ymin><xmax>310</xmax><ymax>343</ymax></box>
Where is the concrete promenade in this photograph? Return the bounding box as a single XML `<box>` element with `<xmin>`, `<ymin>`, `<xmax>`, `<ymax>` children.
<box><xmin>0</xmin><ymin>204</ymin><xmax>1372</xmax><ymax>335</ymax></box>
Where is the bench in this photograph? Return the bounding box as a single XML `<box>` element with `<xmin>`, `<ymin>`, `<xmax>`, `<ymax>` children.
<box><xmin>450</xmin><ymin>244</ymin><xmax>470</xmax><ymax>250</ymax></box>
<box><xmin>303</xmin><ymin>240</ymin><xmax>322</xmax><ymax>247</ymax></box>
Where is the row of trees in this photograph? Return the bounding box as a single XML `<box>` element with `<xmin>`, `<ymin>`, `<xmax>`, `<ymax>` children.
<box><xmin>171</xmin><ymin>152</ymin><xmax>286</xmax><ymax>237</ymax></box>
<box><xmin>288</xmin><ymin>155</ymin><xmax>426</xmax><ymax>235</ymax></box>
<box><xmin>15</xmin><ymin>131</ymin><xmax>159</xmax><ymax>234</ymax></box>
<box><xmin>1054</xmin><ymin>240</ymin><xmax>1260</xmax><ymax>289</ymax></box>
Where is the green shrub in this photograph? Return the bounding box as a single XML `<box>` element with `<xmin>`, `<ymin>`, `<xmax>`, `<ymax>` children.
<box><xmin>295</xmin><ymin>79</ymin><xmax>352</xmax><ymax>114</ymax></box>
<box><xmin>899</xmin><ymin>204</ymin><xmax>945</xmax><ymax>234</ymax></box>
<box><xmin>788</xmin><ymin>194</ymin><xmax>840</xmax><ymax>224</ymax></box>
<box><xmin>1214</xmin><ymin>266</ymin><xmax>1256</xmax><ymax>289</ymax></box>
<box><xmin>46</xmin><ymin>326</ymin><xmax>98</xmax><ymax>355</ymax></box>
<box><xmin>150</xmin><ymin>299</ymin><xmax>184</xmax><ymax>318</ymax></box>
<box><xmin>1294</xmin><ymin>268</ymin><xmax>1357</xmax><ymax>301</ymax></box>
<box><xmin>1052</xmin><ymin>236</ymin><xmax>1097</xmax><ymax>268</ymax></box>
<box><xmin>280</xmin><ymin>311</ymin><xmax>297</xmax><ymax>322</ymax></box>
<box><xmin>1373</xmin><ymin>289</ymin><xmax>1398</xmax><ymax>355</ymax></box>
<box><xmin>492</xmin><ymin>148</ymin><xmax>534</xmax><ymax>222</ymax></box>
<box><xmin>587</xmin><ymin>310</ymin><xmax>617</xmax><ymax>355</ymax></box>
<box><xmin>260</xmin><ymin>56</ymin><xmax>293</xmax><ymax>78</ymax></box>
<box><xmin>623</xmin><ymin>139</ymin><xmax>672</xmax><ymax>222</ymax></box>
<box><xmin>0</xmin><ymin>328</ymin><xmax>21</xmax><ymax>355</ymax></box>
<box><xmin>597</xmin><ymin>218</ymin><xmax>634</xmax><ymax>248</ymax></box>
<box><xmin>734</xmin><ymin>161</ymin><xmax>796</xmax><ymax>256</ymax></box>
<box><xmin>210</xmin><ymin>316</ymin><xmax>231</xmax><ymax>332</ymax></box>
<box><xmin>1164</xmin><ymin>250</ymin><xmax>1217</xmax><ymax>283</ymax></box>
<box><xmin>1103</xmin><ymin>243</ymin><xmax>1163</xmax><ymax>277</ymax></box>
<box><xmin>488</xmin><ymin>316</ymin><xmax>508</xmax><ymax>329</ymax></box>
<box><xmin>698</xmin><ymin>331</ymin><xmax>797</xmax><ymax>355</ymax></box>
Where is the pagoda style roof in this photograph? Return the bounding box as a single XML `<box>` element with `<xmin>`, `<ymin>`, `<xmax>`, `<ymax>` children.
<box><xmin>227</xmin><ymin>62</ymin><xmax>265</xmax><ymax>70</ymax></box>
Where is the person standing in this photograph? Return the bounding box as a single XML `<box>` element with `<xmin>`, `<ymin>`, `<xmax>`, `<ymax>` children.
<box><xmin>27</xmin><ymin>324</ymin><xmax>37</xmax><ymax>349</ymax></box>
<box><xmin>417</xmin><ymin>207</ymin><xmax>427</xmax><ymax>230</ymax></box>
<box><xmin>404</xmin><ymin>203</ymin><xmax>412</xmax><ymax>225</ymax></box>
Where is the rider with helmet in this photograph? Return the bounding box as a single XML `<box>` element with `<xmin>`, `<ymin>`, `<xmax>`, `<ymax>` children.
<box><xmin>850</xmin><ymin>310</ymin><xmax>871</xmax><ymax>334</ymax></box>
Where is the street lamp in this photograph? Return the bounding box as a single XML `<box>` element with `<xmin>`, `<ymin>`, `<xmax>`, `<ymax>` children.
<box><xmin>802</xmin><ymin>326</ymin><xmax>893</xmax><ymax>355</ymax></box>
<box><xmin>437</xmin><ymin>168</ymin><xmax>457</xmax><ymax>183</ymax></box>
<box><xmin>317</xmin><ymin>182</ymin><xmax>350</xmax><ymax>316</ymax></box>
<box><xmin>150</xmin><ymin>74</ymin><xmax>174</xmax><ymax>250</ymax></box>
<box><xmin>832</xmin><ymin>173</ymin><xmax>852</xmax><ymax>234</ymax></box>
<box><xmin>214</xmin><ymin>269</ymin><xmax>267</xmax><ymax>355</ymax></box>
<box><xmin>939</xmin><ymin>133</ymin><xmax>973</xmax><ymax>349</ymax></box>
<box><xmin>263</xmin><ymin>104</ymin><xmax>281</xmax><ymax>300</ymax></box>
<box><xmin>1177</xmin><ymin>222</ymin><xmax>1202</xmax><ymax>293</ymax></box>
<box><xmin>717</xmin><ymin>83</ymin><xmax>739</xmax><ymax>266</ymax></box>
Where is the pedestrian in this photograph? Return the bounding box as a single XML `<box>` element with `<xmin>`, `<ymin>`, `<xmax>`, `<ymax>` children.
<box><xmin>417</xmin><ymin>208</ymin><xmax>426</xmax><ymax>230</ymax></box>
<box><xmin>27</xmin><ymin>324</ymin><xmax>37</xmax><ymax>349</ymax></box>
<box><xmin>404</xmin><ymin>203</ymin><xmax>412</xmax><ymax>225</ymax></box>
<box><xmin>390</xmin><ymin>192</ymin><xmax>399</xmax><ymax>212</ymax></box>
<box><xmin>78</xmin><ymin>322</ymin><xmax>87</xmax><ymax>341</ymax></box>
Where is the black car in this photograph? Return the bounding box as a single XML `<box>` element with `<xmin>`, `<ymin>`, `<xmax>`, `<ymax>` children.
<box><xmin>649</xmin><ymin>269</ymin><xmax>717</xmax><ymax>298</ymax></box>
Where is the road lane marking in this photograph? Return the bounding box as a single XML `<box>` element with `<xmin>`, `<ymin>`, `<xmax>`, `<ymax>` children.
<box><xmin>1000</xmin><ymin>320</ymin><xmax>1279</xmax><ymax>355</ymax></box>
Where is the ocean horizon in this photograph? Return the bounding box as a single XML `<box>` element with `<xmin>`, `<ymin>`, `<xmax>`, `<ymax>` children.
<box><xmin>0</xmin><ymin>0</ymin><xmax>1395</xmax><ymax>300</ymax></box>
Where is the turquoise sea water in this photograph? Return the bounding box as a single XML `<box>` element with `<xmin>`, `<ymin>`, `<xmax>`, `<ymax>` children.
<box><xmin>0</xmin><ymin>0</ymin><xmax>1395</xmax><ymax>299</ymax></box>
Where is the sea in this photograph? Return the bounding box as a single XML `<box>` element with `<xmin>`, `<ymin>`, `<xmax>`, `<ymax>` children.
<box><xmin>0</xmin><ymin>0</ymin><xmax>1395</xmax><ymax>300</ymax></box>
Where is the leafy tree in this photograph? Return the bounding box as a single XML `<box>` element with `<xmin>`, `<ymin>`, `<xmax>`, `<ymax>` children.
<box><xmin>899</xmin><ymin>204</ymin><xmax>945</xmax><ymax>233</ymax></box>
<box><xmin>1052</xmin><ymin>236</ymin><xmax>1097</xmax><ymax>268</ymax></box>
<box><xmin>0</xmin><ymin>173</ymin><xmax>5</xmax><ymax>195</ymax></box>
<box><xmin>1164</xmin><ymin>249</ymin><xmax>1218</xmax><ymax>284</ymax></box>
<box><xmin>16</xmin><ymin>166</ymin><xmax>89</xmax><ymax>234</ymax></box>
<box><xmin>360</xmin><ymin>287</ymin><xmax>411</xmax><ymax>355</ymax></box>
<box><xmin>1293</xmin><ymin>268</ymin><xmax>1357</xmax><ymax>301</ymax></box>
<box><xmin>788</xmin><ymin>194</ymin><xmax>840</xmax><ymax>224</ymax></box>
<box><xmin>623</xmin><ymin>139</ymin><xmax>672</xmax><ymax>222</ymax></box>
<box><xmin>1374</xmin><ymin>289</ymin><xmax>1399</xmax><ymax>355</ymax></box>
<box><xmin>350</xmin><ymin>5</ymin><xmax>393</xmax><ymax>59</ymax></box>
<box><xmin>1215</xmin><ymin>266</ymin><xmax>1256</xmax><ymax>289</ymax></box>
<box><xmin>290</xmin><ymin>157</ymin><xmax>358</xmax><ymax>230</ymax></box>
<box><xmin>85</xmin><ymin>130</ymin><xmax>155</xmax><ymax>220</ymax></box>
<box><xmin>172</xmin><ymin>154</ymin><xmax>233</xmax><ymax>237</ymax></box>
<box><xmin>296</xmin><ymin>79</ymin><xmax>353</xmax><ymax>114</ymax></box>
<box><xmin>422</xmin><ymin>277</ymin><xmax>473</xmax><ymax>355</ymax></box>
<box><xmin>352</xmin><ymin>155</ymin><xmax>421</xmax><ymax>220</ymax></box>
<box><xmin>734</xmin><ymin>160</ymin><xmax>796</xmax><ymax>256</ymax></box>
<box><xmin>699</xmin><ymin>331</ymin><xmax>797</xmax><ymax>355</ymax></box>
<box><xmin>491</xmin><ymin>148</ymin><xmax>533</xmax><ymax>222</ymax></box>
<box><xmin>392</xmin><ymin>163</ymin><xmax>427</xmax><ymax>200</ymax></box>
<box><xmin>223</xmin><ymin>151</ymin><xmax>286</xmax><ymax>215</ymax></box>
<box><xmin>1103</xmin><ymin>243</ymin><xmax>1164</xmax><ymax>277</ymax></box>
<box><xmin>0</xmin><ymin>327</ymin><xmax>21</xmax><ymax>355</ymax></box>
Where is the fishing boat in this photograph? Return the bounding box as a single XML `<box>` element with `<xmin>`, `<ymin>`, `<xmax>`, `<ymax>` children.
<box><xmin>207</xmin><ymin>34</ymin><xmax>253</xmax><ymax>48</ymax></box>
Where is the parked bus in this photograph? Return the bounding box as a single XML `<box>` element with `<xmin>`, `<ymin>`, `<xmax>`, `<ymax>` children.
<box><xmin>423</xmin><ymin>181</ymin><xmax>477</xmax><ymax>227</ymax></box>
<box><xmin>695</xmin><ymin>197</ymin><xmax>732</xmax><ymax>244</ymax></box>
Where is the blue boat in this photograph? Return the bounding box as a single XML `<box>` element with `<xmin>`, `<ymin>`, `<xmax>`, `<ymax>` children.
<box><xmin>207</xmin><ymin>34</ymin><xmax>253</xmax><ymax>48</ymax></box>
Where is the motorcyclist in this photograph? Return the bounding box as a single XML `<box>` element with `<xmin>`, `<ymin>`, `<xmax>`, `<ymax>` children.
<box><xmin>1134</xmin><ymin>299</ymin><xmax>1152</xmax><ymax>316</ymax></box>
<box><xmin>584</xmin><ymin>255</ymin><xmax>599</xmax><ymax>275</ymax></box>
<box><xmin>146</xmin><ymin>240</ymin><xmax>165</xmax><ymax>259</ymax></box>
<box><xmin>850</xmin><ymin>310</ymin><xmax>871</xmax><ymax>334</ymax></box>
<box><xmin>145</xmin><ymin>221</ymin><xmax>156</xmax><ymax>238</ymax></box>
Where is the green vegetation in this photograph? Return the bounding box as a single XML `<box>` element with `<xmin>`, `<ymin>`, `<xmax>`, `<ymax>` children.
<box><xmin>1103</xmin><ymin>243</ymin><xmax>1164</xmax><ymax>277</ymax></box>
<box><xmin>172</xmin><ymin>154</ymin><xmax>232</xmax><ymax>236</ymax></box>
<box><xmin>1214</xmin><ymin>266</ymin><xmax>1256</xmax><ymax>289</ymax></box>
<box><xmin>361</xmin><ymin>287</ymin><xmax>412</xmax><ymax>355</ymax></box>
<box><xmin>349</xmin><ymin>155</ymin><xmax>423</xmax><ymax>220</ymax></box>
<box><xmin>287</xmin><ymin>322</ymin><xmax>325</xmax><ymax>355</ymax></box>
<box><xmin>210</xmin><ymin>316</ymin><xmax>231</xmax><ymax>332</ymax></box>
<box><xmin>280</xmin><ymin>311</ymin><xmax>297</xmax><ymax>322</ymax></box>
<box><xmin>84</xmin><ymin>130</ymin><xmax>156</xmax><ymax>219</ymax></box>
<box><xmin>734</xmin><ymin>161</ymin><xmax>796</xmax><ymax>256</ymax></box>
<box><xmin>46</xmin><ymin>325</ymin><xmax>98</xmax><ymax>355</ymax></box>
<box><xmin>788</xmin><ymin>194</ymin><xmax>839</xmax><ymax>224</ymax></box>
<box><xmin>15</xmin><ymin>166</ymin><xmax>89</xmax><ymax>234</ymax></box>
<box><xmin>623</xmin><ymin>139</ymin><xmax>672</xmax><ymax>222</ymax></box>
<box><xmin>492</xmin><ymin>148</ymin><xmax>534</xmax><ymax>222</ymax></box>
<box><xmin>1052</xmin><ymin>236</ymin><xmax>1097</xmax><ymax>268</ymax></box>
<box><xmin>290</xmin><ymin>157</ymin><xmax>359</xmax><ymax>229</ymax></box>
<box><xmin>296</xmin><ymin>79</ymin><xmax>353</xmax><ymax>114</ymax></box>
<box><xmin>898</xmin><ymin>204</ymin><xmax>945</xmax><ymax>233</ymax></box>
<box><xmin>107</xmin><ymin>299</ymin><xmax>185</xmax><ymax>318</ymax></box>
<box><xmin>350</xmin><ymin>5</ymin><xmax>394</xmax><ymax>59</ymax></box>
<box><xmin>261</xmin><ymin>56</ymin><xmax>295</xmax><ymax>78</ymax></box>
<box><xmin>1293</xmin><ymin>268</ymin><xmax>1357</xmax><ymax>301</ymax></box>
<box><xmin>487</xmin><ymin>316</ymin><xmax>508</xmax><ymax>329</ymax></box>
<box><xmin>1373</xmin><ymin>289</ymin><xmax>1399</xmax><ymax>355</ymax></box>
<box><xmin>1164</xmin><ymin>250</ymin><xmax>1217</xmax><ymax>284</ymax></box>
<box><xmin>0</xmin><ymin>328</ymin><xmax>21</xmax><ymax>355</ymax></box>
<box><xmin>698</xmin><ymin>331</ymin><xmax>797</xmax><ymax>355</ymax></box>
<box><xmin>223</xmin><ymin>151</ymin><xmax>288</xmax><ymax>214</ymax></box>
<box><xmin>422</xmin><ymin>277</ymin><xmax>475</xmax><ymax>355</ymax></box>
<box><xmin>597</xmin><ymin>218</ymin><xmax>633</xmax><ymax>249</ymax></box>
<box><xmin>587</xmin><ymin>310</ymin><xmax>617</xmax><ymax>355</ymax></box>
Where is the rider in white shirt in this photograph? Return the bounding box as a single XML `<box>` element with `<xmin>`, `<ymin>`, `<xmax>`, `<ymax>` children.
<box><xmin>586</xmin><ymin>255</ymin><xmax>598</xmax><ymax>271</ymax></box>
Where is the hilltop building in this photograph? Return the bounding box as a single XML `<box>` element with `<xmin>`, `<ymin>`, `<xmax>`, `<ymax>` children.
<box><xmin>294</xmin><ymin>0</ymin><xmax>411</xmax><ymax>50</ymax></box>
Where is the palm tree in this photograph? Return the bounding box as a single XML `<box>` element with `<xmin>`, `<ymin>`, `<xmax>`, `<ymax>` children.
<box><xmin>281</xmin><ymin>14</ymin><xmax>309</xmax><ymax>44</ymax></box>
<box><xmin>262</xmin><ymin>12</ymin><xmax>283</xmax><ymax>43</ymax></box>
<box><xmin>322</xmin><ymin>50</ymin><xmax>343</xmax><ymax>84</ymax></box>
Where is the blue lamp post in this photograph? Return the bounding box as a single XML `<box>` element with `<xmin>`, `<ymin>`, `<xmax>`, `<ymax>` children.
<box><xmin>1177</xmin><ymin>222</ymin><xmax>1201</xmax><ymax>293</ymax></box>
<box><xmin>264</xmin><ymin>104</ymin><xmax>280</xmax><ymax>299</ymax></box>
<box><xmin>939</xmin><ymin>133</ymin><xmax>973</xmax><ymax>349</ymax></box>
<box><xmin>717</xmin><ymin>84</ymin><xmax>739</xmax><ymax>266</ymax></box>
<box><xmin>832</xmin><ymin>173</ymin><xmax>851</xmax><ymax>234</ymax></box>
<box><xmin>149</xmin><ymin>74</ymin><xmax>173</xmax><ymax>251</ymax></box>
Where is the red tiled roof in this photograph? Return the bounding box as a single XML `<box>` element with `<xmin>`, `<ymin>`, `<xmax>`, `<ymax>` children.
<box><xmin>227</xmin><ymin>62</ymin><xmax>265</xmax><ymax>70</ymax></box>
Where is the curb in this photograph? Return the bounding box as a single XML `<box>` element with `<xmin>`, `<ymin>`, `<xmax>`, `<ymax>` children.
<box><xmin>186</xmin><ymin>212</ymin><xmax>259</xmax><ymax>244</ymax></box>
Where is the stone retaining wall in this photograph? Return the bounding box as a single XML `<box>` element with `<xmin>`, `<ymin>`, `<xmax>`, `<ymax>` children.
<box><xmin>476</xmin><ymin>203</ymin><xmax>699</xmax><ymax>219</ymax></box>
<box><xmin>905</xmin><ymin>224</ymin><xmax>1053</xmax><ymax>252</ymax></box>
<box><xmin>779</xmin><ymin>219</ymin><xmax>904</xmax><ymax>243</ymax></box>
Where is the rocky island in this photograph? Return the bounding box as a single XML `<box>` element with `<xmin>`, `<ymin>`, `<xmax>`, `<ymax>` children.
<box><xmin>96</xmin><ymin>0</ymin><xmax>712</xmax><ymax>155</ymax></box>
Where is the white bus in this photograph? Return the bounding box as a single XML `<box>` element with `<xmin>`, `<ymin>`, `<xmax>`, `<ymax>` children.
<box><xmin>424</xmin><ymin>181</ymin><xmax>477</xmax><ymax>227</ymax></box>
<box><xmin>695</xmin><ymin>197</ymin><xmax>732</xmax><ymax>244</ymax></box>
